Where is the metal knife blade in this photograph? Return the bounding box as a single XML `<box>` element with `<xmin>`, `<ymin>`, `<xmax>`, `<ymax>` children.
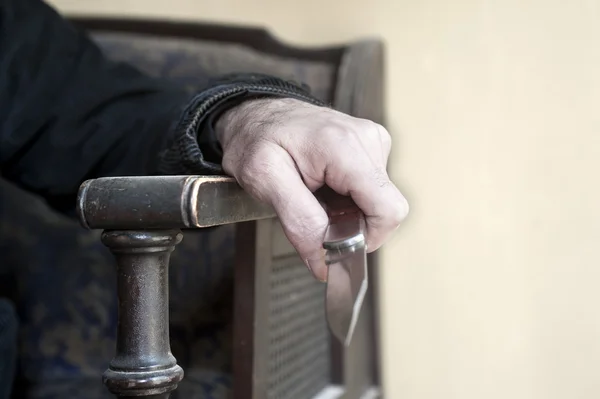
<box><xmin>323</xmin><ymin>209</ymin><xmax>368</xmax><ymax>347</ymax></box>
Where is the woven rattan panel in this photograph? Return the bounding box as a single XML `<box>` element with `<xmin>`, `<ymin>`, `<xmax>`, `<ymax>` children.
<box><xmin>268</xmin><ymin>255</ymin><xmax>331</xmax><ymax>399</ymax></box>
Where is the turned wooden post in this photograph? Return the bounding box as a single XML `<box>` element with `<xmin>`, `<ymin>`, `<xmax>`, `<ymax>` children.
<box><xmin>101</xmin><ymin>229</ymin><xmax>184</xmax><ymax>398</ymax></box>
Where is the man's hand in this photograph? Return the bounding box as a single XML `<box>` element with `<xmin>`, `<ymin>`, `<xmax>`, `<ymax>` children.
<box><xmin>215</xmin><ymin>98</ymin><xmax>409</xmax><ymax>282</ymax></box>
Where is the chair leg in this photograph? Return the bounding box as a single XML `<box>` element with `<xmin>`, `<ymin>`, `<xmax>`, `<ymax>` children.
<box><xmin>100</xmin><ymin>229</ymin><xmax>184</xmax><ymax>398</ymax></box>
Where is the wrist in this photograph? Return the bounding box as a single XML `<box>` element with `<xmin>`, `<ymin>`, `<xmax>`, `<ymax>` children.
<box><xmin>214</xmin><ymin>98</ymin><xmax>282</xmax><ymax>147</ymax></box>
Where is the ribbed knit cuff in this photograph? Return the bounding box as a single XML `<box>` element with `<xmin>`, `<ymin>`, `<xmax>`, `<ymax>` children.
<box><xmin>157</xmin><ymin>73</ymin><xmax>327</xmax><ymax>175</ymax></box>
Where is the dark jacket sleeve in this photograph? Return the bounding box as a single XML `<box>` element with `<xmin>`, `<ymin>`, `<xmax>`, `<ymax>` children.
<box><xmin>0</xmin><ymin>0</ymin><xmax>324</xmax><ymax>211</ymax></box>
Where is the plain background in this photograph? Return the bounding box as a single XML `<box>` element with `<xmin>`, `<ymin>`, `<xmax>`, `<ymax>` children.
<box><xmin>48</xmin><ymin>0</ymin><xmax>600</xmax><ymax>398</ymax></box>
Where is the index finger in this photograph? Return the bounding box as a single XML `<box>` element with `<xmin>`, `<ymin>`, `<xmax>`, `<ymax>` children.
<box><xmin>234</xmin><ymin>146</ymin><xmax>331</xmax><ymax>281</ymax></box>
<box><xmin>325</xmin><ymin>156</ymin><xmax>409</xmax><ymax>252</ymax></box>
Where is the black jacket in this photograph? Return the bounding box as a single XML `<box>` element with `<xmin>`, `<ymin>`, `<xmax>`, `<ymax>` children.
<box><xmin>0</xmin><ymin>0</ymin><xmax>323</xmax><ymax>212</ymax></box>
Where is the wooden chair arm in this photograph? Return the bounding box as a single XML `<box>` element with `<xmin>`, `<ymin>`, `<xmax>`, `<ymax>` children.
<box><xmin>77</xmin><ymin>175</ymin><xmax>276</xmax><ymax>230</ymax></box>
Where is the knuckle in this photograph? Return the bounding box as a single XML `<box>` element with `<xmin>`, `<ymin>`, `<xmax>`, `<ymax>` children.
<box><xmin>367</xmin><ymin>121</ymin><xmax>392</xmax><ymax>152</ymax></box>
<box><xmin>321</xmin><ymin>123</ymin><xmax>351</xmax><ymax>142</ymax></box>
<box><xmin>236</xmin><ymin>143</ymin><xmax>279</xmax><ymax>188</ymax></box>
<box><xmin>377</xmin><ymin>123</ymin><xmax>392</xmax><ymax>146</ymax></box>
<box><xmin>318</xmin><ymin>124</ymin><xmax>358</xmax><ymax>165</ymax></box>
<box><xmin>356</xmin><ymin>118</ymin><xmax>382</xmax><ymax>135</ymax></box>
<box><xmin>364</xmin><ymin>119</ymin><xmax>380</xmax><ymax>132</ymax></box>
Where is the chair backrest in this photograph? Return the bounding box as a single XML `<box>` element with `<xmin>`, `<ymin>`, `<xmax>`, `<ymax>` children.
<box><xmin>78</xmin><ymin>19</ymin><xmax>343</xmax><ymax>103</ymax></box>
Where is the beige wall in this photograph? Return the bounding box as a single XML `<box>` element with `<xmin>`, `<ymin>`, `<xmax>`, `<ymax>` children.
<box><xmin>49</xmin><ymin>0</ymin><xmax>600</xmax><ymax>398</ymax></box>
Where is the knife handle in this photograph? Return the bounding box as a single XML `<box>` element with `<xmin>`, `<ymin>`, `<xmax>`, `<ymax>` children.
<box><xmin>315</xmin><ymin>185</ymin><xmax>359</xmax><ymax>217</ymax></box>
<box><xmin>316</xmin><ymin>186</ymin><xmax>367</xmax><ymax>258</ymax></box>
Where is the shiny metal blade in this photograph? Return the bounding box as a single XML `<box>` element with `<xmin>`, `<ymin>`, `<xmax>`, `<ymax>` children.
<box><xmin>324</xmin><ymin>212</ymin><xmax>368</xmax><ymax>347</ymax></box>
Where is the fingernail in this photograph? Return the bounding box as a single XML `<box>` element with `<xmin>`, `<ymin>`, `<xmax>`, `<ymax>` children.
<box><xmin>306</xmin><ymin>251</ymin><xmax>328</xmax><ymax>283</ymax></box>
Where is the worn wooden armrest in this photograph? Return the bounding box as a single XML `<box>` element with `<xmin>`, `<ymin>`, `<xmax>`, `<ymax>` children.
<box><xmin>76</xmin><ymin>175</ymin><xmax>276</xmax><ymax>399</ymax></box>
<box><xmin>77</xmin><ymin>175</ymin><xmax>275</xmax><ymax>230</ymax></box>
